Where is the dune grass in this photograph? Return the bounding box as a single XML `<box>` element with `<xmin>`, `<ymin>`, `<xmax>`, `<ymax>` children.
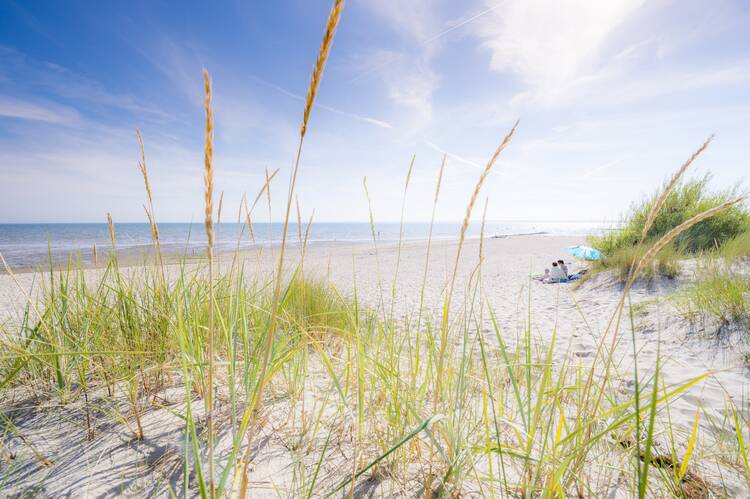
<box><xmin>589</xmin><ymin>175</ymin><xmax>750</xmax><ymax>258</ymax></box>
<box><xmin>4</xmin><ymin>244</ymin><xmax>746</xmax><ymax>496</ymax></box>
<box><xmin>673</xmin><ymin>259</ymin><xmax>750</xmax><ymax>331</ymax></box>
<box><xmin>587</xmin><ymin>162</ymin><xmax>750</xmax><ymax>282</ymax></box>
<box><xmin>719</xmin><ymin>229</ymin><xmax>750</xmax><ymax>261</ymax></box>
<box><xmin>587</xmin><ymin>172</ymin><xmax>749</xmax><ymax>282</ymax></box>
<box><xmin>591</xmin><ymin>242</ymin><xmax>683</xmax><ymax>283</ymax></box>
<box><xmin>1</xmin><ymin>1</ymin><xmax>750</xmax><ymax>497</ymax></box>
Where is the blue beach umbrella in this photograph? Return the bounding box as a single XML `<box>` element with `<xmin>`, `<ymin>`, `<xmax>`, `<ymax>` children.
<box><xmin>565</xmin><ymin>245</ymin><xmax>603</xmax><ymax>261</ymax></box>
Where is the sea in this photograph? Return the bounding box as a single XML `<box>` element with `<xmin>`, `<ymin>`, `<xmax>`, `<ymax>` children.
<box><xmin>0</xmin><ymin>221</ymin><xmax>616</xmax><ymax>271</ymax></box>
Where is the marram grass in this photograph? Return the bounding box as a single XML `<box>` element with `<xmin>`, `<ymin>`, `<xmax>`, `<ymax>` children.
<box><xmin>5</xmin><ymin>251</ymin><xmax>746</xmax><ymax>497</ymax></box>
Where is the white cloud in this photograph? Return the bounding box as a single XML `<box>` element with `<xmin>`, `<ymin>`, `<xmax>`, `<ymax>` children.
<box><xmin>476</xmin><ymin>0</ymin><xmax>645</xmax><ymax>104</ymax></box>
<box><xmin>0</xmin><ymin>46</ymin><xmax>171</xmax><ymax>120</ymax></box>
<box><xmin>0</xmin><ymin>96</ymin><xmax>80</xmax><ymax>124</ymax></box>
<box><xmin>351</xmin><ymin>2</ymin><xmax>511</xmax><ymax>133</ymax></box>
<box><xmin>611</xmin><ymin>63</ymin><xmax>750</xmax><ymax>103</ymax></box>
<box><xmin>133</xmin><ymin>37</ymin><xmax>205</xmax><ymax>107</ymax></box>
<box><xmin>473</xmin><ymin>0</ymin><xmax>750</xmax><ymax>113</ymax></box>
<box><xmin>361</xmin><ymin>0</ymin><xmax>439</xmax><ymax>49</ymax></box>
<box><xmin>381</xmin><ymin>53</ymin><xmax>438</xmax><ymax>127</ymax></box>
<box><xmin>348</xmin><ymin>48</ymin><xmax>438</xmax><ymax>133</ymax></box>
<box><xmin>352</xmin><ymin>1</ymin><xmax>444</xmax><ymax>131</ymax></box>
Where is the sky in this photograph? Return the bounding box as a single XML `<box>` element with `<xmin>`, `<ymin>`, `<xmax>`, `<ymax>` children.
<box><xmin>1</xmin><ymin>0</ymin><xmax>749</xmax><ymax>224</ymax></box>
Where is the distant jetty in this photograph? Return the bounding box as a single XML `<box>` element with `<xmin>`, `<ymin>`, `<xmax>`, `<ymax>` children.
<box><xmin>491</xmin><ymin>230</ymin><xmax>549</xmax><ymax>239</ymax></box>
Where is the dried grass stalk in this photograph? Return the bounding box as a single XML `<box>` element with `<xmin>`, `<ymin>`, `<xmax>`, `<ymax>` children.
<box><xmin>301</xmin><ymin>0</ymin><xmax>344</xmax><ymax>139</ymax></box>
<box><xmin>202</xmin><ymin>67</ymin><xmax>216</xmax><ymax>498</ymax></box>
<box><xmin>217</xmin><ymin>190</ymin><xmax>224</xmax><ymax>225</ymax></box>
<box><xmin>136</xmin><ymin>129</ymin><xmax>160</xmax><ymax>244</ymax></box>
<box><xmin>107</xmin><ymin>213</ymin><xmax>116</xmax><ymax>249</ymax></box>
<box><xmin>203</xmin><ymin>70</ymin><xmax>215</xmax><ymax>258</ymax></box>
<box><xmin>434</xmin><ymin>120</ymin><xmax>518</xmax><ymax>409</ymax></box>
<box><xmin>237</xmin><ymin>1</ymin><xmax>344</xmax><ymax>494</ymax></box>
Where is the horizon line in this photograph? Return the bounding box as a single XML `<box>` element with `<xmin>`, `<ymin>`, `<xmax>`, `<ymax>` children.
<box><xmin>0</xmin><ymin>219</ymin><xmax>621</xmax><ymax>225</ymax></box>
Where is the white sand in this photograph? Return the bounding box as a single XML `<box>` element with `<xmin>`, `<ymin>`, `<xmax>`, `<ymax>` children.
<box><xmin>1</xmin><ymin>234</ymin><xmax>748</xmax><ymax>496</ymax></box>
<box><xmin>298</xmin><ymin>235</ymin><xmax>749</xmax><ymax>433</ymax></box>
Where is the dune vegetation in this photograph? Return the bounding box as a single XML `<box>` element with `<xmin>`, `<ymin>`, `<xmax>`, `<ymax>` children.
<box><xmin>590</xmin><ymin>176</ymin><xmax>749</xmax><ymax>255</ymax></box>
<box><xmin>1</xmin><ymin>1</ymin><xmax>750</xmax><ymax>497</ymax></box>
<box><xmin>587</xmin><ymin>171</ymin><xmax>750</xmax><ymax>283</ymax></box>
<box><xmin>671</xmin><ymin>252</ymin><xmax>750</xmax><ymax>341</ymax></box>
<box><xmin>586</xmin><ymin>151</ymin><xmax>750</xmax><ymax>337</ymax></box>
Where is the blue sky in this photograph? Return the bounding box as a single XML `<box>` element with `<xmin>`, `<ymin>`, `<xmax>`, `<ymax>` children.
<box><xmin>1</xmin><ymin>0</ymin><xmax>749</xmax><ymax>223</ymax></box>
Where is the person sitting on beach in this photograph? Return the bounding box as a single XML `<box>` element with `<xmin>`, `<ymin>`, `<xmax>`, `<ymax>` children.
<box><xmin>557</xmin><ymin>259</ymin><xmax>569</xmax><ymax>277</ymax></box>
<box><xmin>550</xmin><ymin>262</ymin><xmax>567</xmax><ymax>282</ymax></box>
<box><xmin>541</xmin><ymin>268</ymin><xmax>552</xmax><ymax>283</ymax></box>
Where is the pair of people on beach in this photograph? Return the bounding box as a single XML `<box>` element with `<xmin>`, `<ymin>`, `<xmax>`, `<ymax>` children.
<box><xmin>542</xmin><ymin>260</ymin><xmax>569</xmax><ymax>283</ymax></box>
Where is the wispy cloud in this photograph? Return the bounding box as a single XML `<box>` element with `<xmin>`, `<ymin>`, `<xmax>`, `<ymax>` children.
<box><xmin>133</xmin><ymin>37</ymin><xmax>205</xmax><ymax>107</ymax></box>
<box><xmin>351</xmin><ymin>2</ymin><xmax>500</xmax><ymax>82</ymax></box>
<box><xmin>0</xmin><ymin>46</ymin><xmax>173</xmax><ymax>121</ymax></box>
<box><xmin>607</xmin><ymin>62</ymin><xmax>750</xmax><ymax>104</ymax></box>
<box><xmin>360</xmin><ymin>0</ymin><xmax>439</xmax><ymax>49</ymax></box>
<box><xmin>378</xmin><ymin>52</ymin><xmax>437</xmax><ymax>129</ymax></box>
<box><xmin>352</xmin><ymin>1</ymin><xmax>504</xmax><ymax>132</ymax></box>
<box><xmin>0</xmin><ymin>96</ymin><xmax>80</xmax><ymax>124</ymax></box>
<box><xmin>476</xmin><ymin>0</ymin><xmax>645</xmax><ymax>105</ymax></box>
<box><xmin>474</xmin><ymin>0</ymin><xmax>750</xmax><ymax>112</ymax></box>
<box><xmin>352</xmin><ymin>0</ymin><xmax>445</xmax><ymax>131</ymax></box>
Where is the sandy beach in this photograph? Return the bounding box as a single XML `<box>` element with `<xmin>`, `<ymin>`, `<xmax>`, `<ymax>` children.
<box><xmin>291</xmin><ymin>234</ymin><xmax>749</xmax><ymax>431</ymax></box>
<box><xmin>2</xmin><ymin>234</ymin><xmax>748</xmax><ymax>496</ymax></box>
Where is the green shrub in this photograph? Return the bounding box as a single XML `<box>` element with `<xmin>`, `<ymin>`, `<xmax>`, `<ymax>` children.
<box><xmin>589</xmin><ymin>175</ymin><xmax>750</xmax><ymax>255</ymax></box>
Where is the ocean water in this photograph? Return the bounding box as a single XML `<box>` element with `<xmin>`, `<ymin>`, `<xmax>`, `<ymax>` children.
<box><xmin>0</xmin><ymin>221</ymin><xmax>614</xmax><ymax>270</ymax></box>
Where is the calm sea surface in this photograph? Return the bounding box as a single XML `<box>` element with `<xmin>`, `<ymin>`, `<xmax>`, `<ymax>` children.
<box><xmin>0</xmin><ymin>221</ymin><xmax>615</xmax><ymax>270</ymax></box>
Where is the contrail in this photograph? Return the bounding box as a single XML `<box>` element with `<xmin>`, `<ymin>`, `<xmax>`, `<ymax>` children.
<box><xmin>422</xmin><ymin>3</ymin><xmax>503</xmax><ymax>44</ymax></box>
<box><xmin>423</xmin><ymin>139</ymin><xmax>483</xmax><ymax>170</ymax></box>
<box><xmin>250</xmin><ymin>75</ymin><xmax>393</xmax><ymax>129</ymax></box>
<box><xmin>581</xmin><ymin>157</ymin><xmax>625</xmax><ymax>179</ymax></box>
